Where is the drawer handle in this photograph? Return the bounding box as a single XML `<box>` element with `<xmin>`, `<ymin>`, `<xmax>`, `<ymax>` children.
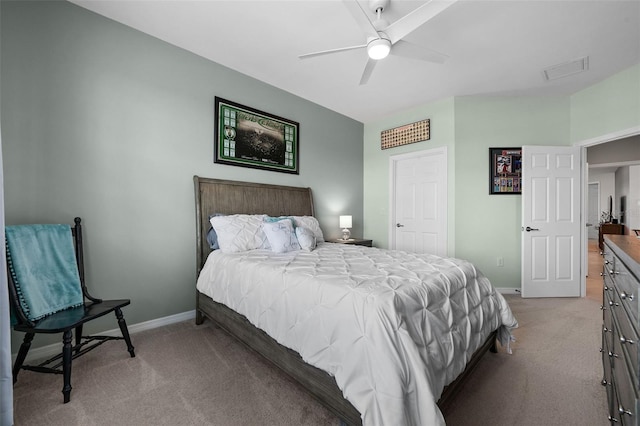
<box><xmin>619</xmin><ymin>406</ymin><xmax>633</xmax><ymax>417</ymax></box>
<box><xmin>603</xmin><ymin>327</ymin><xmax>611</xmax><ymax>333</ymax></box>
<box><xmin>604</xmin><ymin>285</ymin><xmax>614</xmax><ymax>292</ymax></box>
<box><xmin>620</xmin><ymin>292</ymin><xmax>634</xmax><ymax>301</ymax></box>
<box><xmin>608</xmin><ymin>415</ymin><xmax>619</xmax><ymax>422</ymax></box>
<box><xmin>609</xmin><ymin>301</ymin><xmax>619</xmax><ymax>307</ymax></box>
<box><xmin>608</xmin><ymin>351</ymin><xmax>619</xmax><ymax>359</ymax></box>
<box><xmin>620</xmin><ymin>336</ymin><xmax>635</xmax><ymax>345</ymax></box>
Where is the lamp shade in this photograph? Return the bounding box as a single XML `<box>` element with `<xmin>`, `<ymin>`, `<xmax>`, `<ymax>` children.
<box><xmin>339</xmin><ymin>215</ymin><xmax>352</xmax><ymax>229</ymax></box>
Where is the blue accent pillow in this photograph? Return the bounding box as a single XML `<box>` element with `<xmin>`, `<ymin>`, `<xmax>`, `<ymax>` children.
<box><xmin>264</xmin><ymin>216</ymin><xmax>296</xmax><ymax>227</ymax></box>
<box><xmin>207</xmin><ymin>213</ymin><xmax>226</xmax><ymax>249</ymax></box>
<box><xmin>206</xmin><ymin>226</ymin><xmax>219</xmax><ymax>250</ymax></box>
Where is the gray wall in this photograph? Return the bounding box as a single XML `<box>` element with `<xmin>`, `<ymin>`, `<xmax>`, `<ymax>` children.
<box><xmin>1</xmin><ymin>1</ymin><xmax>363</xmax><ymax>347</ymax></box>
<box><xmin>587</xmin><ymin>135</ymin><xmax>640</xmax><ymax>165</ymax></box>
<box><xmin>616</xmin><ymin>165</ymin><xmax>640</xmax><ymax>233</ymax></box>
<box><xmin>588</xmin><ymin>136</ymin><xmax>640</xmax><ymax>232</ymax></box>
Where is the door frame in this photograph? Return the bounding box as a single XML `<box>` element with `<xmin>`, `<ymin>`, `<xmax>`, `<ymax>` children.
<box><xmin>388</xmin><ymin>146</ymin><xmax>448</xmax><ymax>253</ymax></box>
<box><xmin>575</xmin><ymin>125</ymin><xmax>640</xmax><ymax>296</ymax></box>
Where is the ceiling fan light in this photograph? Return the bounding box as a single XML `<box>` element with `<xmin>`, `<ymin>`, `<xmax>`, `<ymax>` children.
<box><xmin>367</xmin><ymin>38</ymin><xmax>391</xmax><ymax>60</ymax></box>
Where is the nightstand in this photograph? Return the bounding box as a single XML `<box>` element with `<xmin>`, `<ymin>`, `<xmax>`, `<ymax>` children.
<box><xmin>327</xmin><ymin>238</ymin><xmax>373</xmax><ymax>247</ymax></box>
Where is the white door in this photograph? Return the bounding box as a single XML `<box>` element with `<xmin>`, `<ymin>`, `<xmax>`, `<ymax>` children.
<box><xmin>390</xmin><ymin>147</ymin><xmax>447</xmax><ymax>256</ymax></box>
<box><xmin>521</xmin><ymin>145</ymin><xmax>582</xmax><ymax>298</ymax></box>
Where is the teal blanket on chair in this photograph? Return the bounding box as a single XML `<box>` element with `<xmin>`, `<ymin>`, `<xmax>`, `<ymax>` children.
<box><xmin>5</xmin><ymin>224</ymin><xmax>84</xmax><ymax>323</ymax></box>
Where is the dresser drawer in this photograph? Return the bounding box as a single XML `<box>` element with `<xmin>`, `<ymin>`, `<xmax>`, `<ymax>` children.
<box><xmin>615</xmin><ymin>259</ymin><xmax>640</xmax><ymax>328</ymax></box>
<box><xmin>613</xmin><ymin>288</ymin><xmax>640</xmax><ymax>378</ymax></box>
<box><xmin>604</xmin><ymin>287</ymin><xmax>616</xmax><ymax>350</ymax></box>
<box><xmin>603</xmin><ymin>335</ymin><xmax>616</xmax><ymax>418</ymax></box>
<box><xmin>603</xmin><ymin>247</ymin><xmax>616</xmax><ymax>272</ymax></box>
<box><xmin>612</xmin><ymin>333</ymin><xmax>639</xmax><ymax>425</ymax></box>
<box><xmin>612</xmin><ymin>369</ymin><xmax>638</xmax><ymax>425</ymax></box>
<box><xmin>610</xmin><ymin>384</ymin><xmax>624</xmax><ymax>424</ymax></box>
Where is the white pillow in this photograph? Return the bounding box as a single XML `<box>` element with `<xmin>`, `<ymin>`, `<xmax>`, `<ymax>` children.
<box><xmin>210</xmin><ymin>214</ymin><xmax>268</xmax><ymax>253</ymax></box>
<box><xmin>292</xmin><ymin>216</ymin><xmax>324</xmax><ymax>242</ymax></box>
<box><xmin>262</xmin><ymin>219</ymin><xmax>300</xmax><ymax>253</ymax></box>
<box><xmin>295</xmin><ymin>226</ymin><xmax>317</xmax><ymax>251</ymax></box>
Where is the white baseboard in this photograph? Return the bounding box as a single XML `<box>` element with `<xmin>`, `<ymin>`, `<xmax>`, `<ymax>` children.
<box><xmin>14</xmin><ymin>310</ymin><xmax>196</xmax><ymax>363</ymax></box>
<box><xmin>125</xmin><ymin>310</ymin><xmax>196</xmax><ymax>335</ymax></box>
<box><xmin>496</xmin><ymin>287</ymin><xmax>521</xmax><ymax>295</ymax></box>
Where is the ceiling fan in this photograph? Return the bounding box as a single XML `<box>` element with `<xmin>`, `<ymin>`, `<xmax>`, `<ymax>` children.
<box><xmin>299</xmin><ymin>0</ymin><xmax>456</xmax><ymax>85</ymax></box>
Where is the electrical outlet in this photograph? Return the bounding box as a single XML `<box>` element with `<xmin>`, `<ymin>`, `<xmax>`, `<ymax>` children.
<box><xmin>497</xmin><ymin>257</ymin><xmax>504</xmax><ymax>267</ymax></box>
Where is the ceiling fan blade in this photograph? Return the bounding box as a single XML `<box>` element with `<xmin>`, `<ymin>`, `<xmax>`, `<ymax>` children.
<box><xmin>342</xmin><ymin>0</ymin><xmax>379</xmax><ymax>39</ymax></box>
<box><xmin>390</xmin><ymin>40</ymin><xmax>449</xmax><ymax>63</ymax></box>
<box><xmin>385</xmin><ymin>0</ymin><xmax>457</xmax><ymax>44</ymax></box>
<box><xmin>359</xmin><ymin>58</ymin><xmax>378</xmax><ymax>85</ymax></box>
<box><xmin>299</xmin><ymin>44</ymin><xmax>366</xmax><ymax>60</ymax></box>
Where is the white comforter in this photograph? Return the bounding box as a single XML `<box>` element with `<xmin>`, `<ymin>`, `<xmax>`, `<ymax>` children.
<box><xmin>196</xmin><ymin>242</ymin><xmax>517</xmax><ymax>426</ymax></box>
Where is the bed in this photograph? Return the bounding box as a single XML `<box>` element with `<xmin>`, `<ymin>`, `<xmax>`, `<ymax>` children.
<box><xmin>193</xmin><ymin>176</ymin><xmax>517</xmax><ymax>426</ymax></box>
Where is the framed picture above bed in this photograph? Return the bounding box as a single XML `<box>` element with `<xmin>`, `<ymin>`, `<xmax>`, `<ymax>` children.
<box><xmin>489</xmin><ymin>147</ymin><xmax>522</xmax><ymax>194</ymax></box>
<box><xmin>214</xmin><ymin>97</ymin><xmax>299</xmax><ymax>174</ymax></box>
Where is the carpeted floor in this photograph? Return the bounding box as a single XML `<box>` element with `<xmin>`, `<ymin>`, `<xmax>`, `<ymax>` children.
<box><xmin>443</xmin><ymin>295</ymin><xmax>607</xmax><ymax>426</ymax></box>
<box><xmin>12</xmin><ymin>319</ymin><xmax>338</xmax><ymax>426</ymax></box>
<box><xmin>12</xmin><ymin>241</ymin><xmax>609</xmax><ymax>426</ymax></box>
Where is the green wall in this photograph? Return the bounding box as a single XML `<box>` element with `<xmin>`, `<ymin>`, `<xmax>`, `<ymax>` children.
<box><xmin>1</xmin><ymin>1</ymin><xmax>363</xmax><ymax>348</ymax></box>
<box><xmin>363</xmin><ymin>96</ymin><xmax>571</xmax><ymax>290</ymax></box>
<box><xmin>570</xmin><ymin>64</ymin><xmax>640</xmax><ymax>142</ymax></box>
<box><xmin>363</xmin><ymin>97</ymin><xmax>456</xmax><ymax>249</ymax></box>
<box><xmin>364</xmin><ymin>63</ymin><xmax>639</xmax><ymax>291</ymax></box>
<box><xmin>453</xmin><ymin>96</ymin><xmax>570</xmax><ymax>289</ymax></box>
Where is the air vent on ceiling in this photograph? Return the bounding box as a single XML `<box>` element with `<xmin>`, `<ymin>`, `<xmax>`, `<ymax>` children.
<box><xmin>542</xmin><ymin>56</ymin><xmax>589</xmax><ymax>81</ymax></box>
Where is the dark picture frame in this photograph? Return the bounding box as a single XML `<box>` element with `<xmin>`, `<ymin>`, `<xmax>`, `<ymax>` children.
<box><xmin>214</xmin><ymin>97</ymin><xmax>299</xmax><ymax>174</ymax></box>
<box><xmin>489</xmin><ymin>147</ymin><xmax>522</xmax><ymax>194</ymax></box>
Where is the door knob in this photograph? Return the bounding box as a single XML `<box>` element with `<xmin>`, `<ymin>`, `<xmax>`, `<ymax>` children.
<box><xmin>396</xmin><ymin>223</ymin><xmax>404</xmax><ymax>228</ymax></box>
<box><xmin>525</xmin><ymin>226</ymin><xmax>539</xmax><ymax>232</ymax></box>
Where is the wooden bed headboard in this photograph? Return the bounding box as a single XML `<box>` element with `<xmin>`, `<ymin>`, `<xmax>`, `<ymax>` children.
<box><xmin>193</xmin><ymin>176</ymin><xmax>314</xmax><ymax>273</ymax></box>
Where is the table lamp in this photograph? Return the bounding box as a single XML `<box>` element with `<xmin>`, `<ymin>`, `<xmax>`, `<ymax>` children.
<box><xmin>339</xmin><ymin>215</ymin><xmax>352</xmax><ymax>240</ymax></box>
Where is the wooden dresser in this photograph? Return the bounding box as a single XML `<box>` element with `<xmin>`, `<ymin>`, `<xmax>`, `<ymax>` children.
<box><xmin>600</xmin><ymin>223</ymin><xmax>625</xmax><ymax>251</ymax></box>
<box><xmin>602</xmin><ymin>235</ymin><xmax>640</xmax><ymax>424</ymax></box>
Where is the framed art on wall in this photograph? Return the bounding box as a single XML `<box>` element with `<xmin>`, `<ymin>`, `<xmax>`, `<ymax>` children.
<box><xmin>214</xmin><ymin>97</ymin><xmax>299</xmax><ymax>174</ymax></box>
<box><xmin>380</xmin><ymin>119</ymin><xmax>430</xmax><ymax>150</ymax></box>
<box><xmin>489</xmin><ymin>147</ymin><xmax>522</xmax><ymax>194</ymax></box>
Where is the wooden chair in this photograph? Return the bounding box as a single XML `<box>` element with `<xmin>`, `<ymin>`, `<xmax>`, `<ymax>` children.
<box><xmin>5</xmin><ymin>217</ymin><xmax>135</xmax><ymax>403</ymax></box>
